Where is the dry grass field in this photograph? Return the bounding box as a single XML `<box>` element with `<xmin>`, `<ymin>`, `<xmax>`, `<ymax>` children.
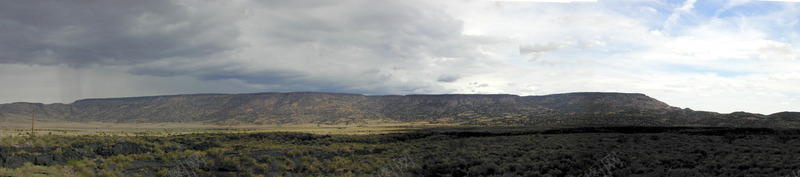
<box><xmin>0</xmin><ymin>117</ymin><xmax>451</xmax><ymax>137</ymax></box>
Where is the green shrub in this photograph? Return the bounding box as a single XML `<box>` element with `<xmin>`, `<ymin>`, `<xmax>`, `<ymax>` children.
<box><xmin>97</xmin><ymin>168</ymin><xmax>120</xmax><ymax>177</ymax></box>
<box><xmin>54</xmin><ymin>147</ymin><xmax>63</xmax><ymax>155</ymax></box>
<box><xmin>0</xmin><ymin>163</ymin><xmax>79</xmax><ymax>177</ymax></box>
<box><xmin>131</xmin><ymin>153</ymin><xmax>156</xmax><ymax>161</ymax></box>
<box><xmin>157</xmin><ymin>168</ymin><xmax>169</xmax><ymax>177</ymax></box>
<box><xmin>68</xmin><ymin>160</ymin><xmax>96</xmax><ymax>177</ymax></box>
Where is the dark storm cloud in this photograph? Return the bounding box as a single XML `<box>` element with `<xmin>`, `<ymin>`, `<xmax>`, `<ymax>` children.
<box><xmin>250</xmin><ymin>0</ymin><xmax>481</xmax><ymax>62</ymax></box>
<box><xmin>437</xmin><ymin>74</ymin><xmax>461</xmax><ymax>83</ymax></box>
<box><xmin>0</xmin><ymin>0</ymin><xmax>494</xmax><ymax>95</ymax></box>
<box><xmin>0</xmin><ymin>0</ymin><xmax>243</xmax><ymax>67</ymax></box>
<box><xmin>197</xmin><ymin>70</ymin><xmax>309</xmax><ymax>86</ymax></box>
<box><xmin>193</xmin><ymin>0</ymin><xmax>490</xmax><ymax>93</ymax></box>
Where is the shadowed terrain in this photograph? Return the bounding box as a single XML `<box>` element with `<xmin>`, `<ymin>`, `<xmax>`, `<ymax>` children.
<box><xmin>1</xmin><ymin>92</ymin><xmax>798</xmax><ymax>128</ymax></box>
<box><xmin>3</xmin><ymin>126</ymin><xmax>800</xmax><ymax>176</ymax></box>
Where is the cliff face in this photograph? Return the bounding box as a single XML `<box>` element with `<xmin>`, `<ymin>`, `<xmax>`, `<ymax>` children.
<box><xmin>0</xmin><ymin>92</ymin><xmax>797</xmax><ymax>127</ymax></box>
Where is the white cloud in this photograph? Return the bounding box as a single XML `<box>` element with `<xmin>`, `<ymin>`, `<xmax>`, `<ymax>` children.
<box><xmin>519</xmin><ymin>42</ymin><xmax>561</xmax><ymax>55</ymax></box>
<box><xmin>768</xmin><ymin>72</ymin><xmax>800</xmax><ymax>80</ymax></box>
<box><xmin>758</xmin><ymin>41</ymin><xmax>798</xmax><ymax>60</ymax></box>
<box><xmin>665</xmin><ymin>0</ymin><xmax>697</xmax><ymax>30</ymax></box>
<box><xmin>486</xmin><ymin>0</ymin><xmax>597</xmax><ymax>2</ymax></box>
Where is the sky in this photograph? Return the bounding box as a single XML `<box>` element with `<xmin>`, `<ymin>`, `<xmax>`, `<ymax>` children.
<box><xmin>0</xmin><ymin>0</ymin><xmax>798</xmax><ymax>114</ymax></box>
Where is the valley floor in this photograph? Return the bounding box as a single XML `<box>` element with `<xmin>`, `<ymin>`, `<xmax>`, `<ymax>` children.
<box><xmin>0</xmin><ymin>121</ymin><xmax>449</xmax><ymax>137</ymax></box>
<box><xmin>1</xmin><ymin>126</ymin><xmax>799</xmax><ymax>176</ymax></box>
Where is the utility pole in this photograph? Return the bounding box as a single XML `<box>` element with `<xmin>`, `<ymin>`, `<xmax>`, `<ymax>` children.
<box><xmin>31</xmin><ymin>110</ymin><xmax>35</xmax><ymax>136</ymax></box>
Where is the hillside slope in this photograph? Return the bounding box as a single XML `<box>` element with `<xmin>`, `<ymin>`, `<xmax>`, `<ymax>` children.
<box><xmin>0</xmin><ymin>92</ymin><xmax>797</xmax><ymax>127</ymax></box>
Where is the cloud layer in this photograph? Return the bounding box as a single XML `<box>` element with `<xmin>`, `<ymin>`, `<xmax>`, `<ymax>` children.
<box><xmin>0</xmin><ymin>0</ymin><xmax>798</xmax><ymax>114</ymax></box>
<box><xmin>0</xmin><ymin>0</ymin><xmax>243</xmax><ymax>67</ymax></box>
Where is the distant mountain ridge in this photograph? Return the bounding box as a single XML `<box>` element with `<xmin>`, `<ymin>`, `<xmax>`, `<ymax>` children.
<box><xmin>0</xmin><ymin>92</ymin><xmax>798</xmax><ymax>128</ymax></box>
